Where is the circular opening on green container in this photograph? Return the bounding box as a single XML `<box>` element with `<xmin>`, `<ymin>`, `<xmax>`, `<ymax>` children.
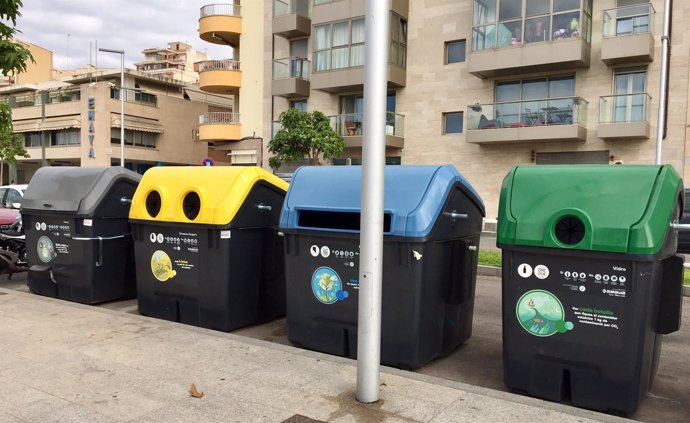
<box><xmin>182</xmin><ymin>191</ymin><xmax>201</xmax><ymax>221</ymax></box>
<box><xmin>555</xmin><ymin>215</ymin><xmax>585</xmax><ymax>245</ymax></box>
<box><xmin>145</xmin><ymin>191</ymin><xmax>162</xmax><ymax>218</ymax></box>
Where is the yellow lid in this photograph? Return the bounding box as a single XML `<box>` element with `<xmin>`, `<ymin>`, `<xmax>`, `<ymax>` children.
<box><xmin>129</xmin><ymin>166</ymin><xmax>288</xmax><ymax>225</ymax></box>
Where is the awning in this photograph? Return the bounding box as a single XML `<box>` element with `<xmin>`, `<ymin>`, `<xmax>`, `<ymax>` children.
<box><xmin>111</xmin><ymin>114</ymin><xmax>164</xmax><ymax>133</ymax></box>
<box><xmin>12</xmin><ymin>116</ymin><xmax>81</xmax><ymax>133</ymax></box>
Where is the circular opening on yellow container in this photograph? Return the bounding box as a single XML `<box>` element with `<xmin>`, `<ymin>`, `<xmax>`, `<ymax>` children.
<box><xmin>183</xmin><ymin>191</ymin><xmax>201</xmax><ymax>221</ymax></box>
<box><xmin>146</xmin><ymin>191</ymin><xmax>162</xmax><ymax>218</ymax></box>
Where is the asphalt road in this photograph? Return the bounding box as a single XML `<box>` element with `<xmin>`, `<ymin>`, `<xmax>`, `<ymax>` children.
<box><xmin>1</xmin><ymin>272</ymin><xmax>688</xmax><ymax>422</ymax></box>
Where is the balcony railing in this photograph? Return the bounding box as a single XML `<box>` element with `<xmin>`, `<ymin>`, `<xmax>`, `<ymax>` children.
<box><xmin>199</xmin><ymin>112</ymin><xmax>241</xmax><ymax>125</ymax></box>
<box><xmin>329</xmin><ymin>112</ymin><xmax>404</xmax><ymax>137</ymax></box>
<box><xmin>46</xmin><ymin>88</ymin><xmax>81</xmax><ymax>104</ymax></box>
<box><xmin>198</xmin><ymin>59</ymin><xmax>241</xmax><ymax>72</ymax></box>
<box><xmin>273</xmin><ymin>58</ymin><xmax>310</xmax><ymax>80</ymax></box>
<box><xmin>274</xmin><ymin>0</ymin><xmax>310</xmax><ymax>17</ymax></box>
<box><xmin>603</xmin><ymin>3</ymin><xmax>654</xmax><ymax>38</ymax></box>
<box><xmin>110</xmin><ymin>88</ymin><xmax>158</xmax><ymax>107</ymax></box>
<box><xmin>9</xmin><ymin>88</ymin><xmax>82</xmax><ymax>108</ymax></box>
<box><xmin>599</xmin><ymin>93</ymin><xmax>650</xmax><ymax>124</ymax></box>
<box><xmin>467</xmin><ymin>97</ymin><xmax>588</xmax><ymax>130</ymax></box>
<box><xmin>200</xmin><ymin>3</ymin><xmax>241</xmax><ymax>17</ymax></box>
<box><xmin>313</xmin><ymin>0</ymin><xmax>341</xmax><ymax>5</ymax></box>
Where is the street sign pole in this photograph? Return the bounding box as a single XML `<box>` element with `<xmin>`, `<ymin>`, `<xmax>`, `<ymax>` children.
<box><xmin>356</xmin><ymin>0</ymin><xmax>390</xmax><ymax>404</ymax></box>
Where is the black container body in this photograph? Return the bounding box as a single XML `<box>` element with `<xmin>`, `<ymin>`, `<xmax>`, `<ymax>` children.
<box><xmin>501</xmin><ymin>247</ymin><xmax>684</xmax><ymax>415</ymax></box>
<box><xmin>24</xmin><ymin>177</ymin><xmax>138</xmax><ymax>304</ymax></box>
<box><xmin>25</xmin><ymin>213</ymin><xmax>136</xmax><ymax>304</ymax></box>
<box><xmin>283</xmin><ymin>184</ymin><xmax>484</xmax><ymax>370</ymax></box>
<box><xmin>132</xmin><ymin>182</ymin><xmax>286</xmax><ymax>332</ymax></box>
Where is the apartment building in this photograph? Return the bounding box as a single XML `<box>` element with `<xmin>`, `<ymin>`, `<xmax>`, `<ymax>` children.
<box><xmin>135</xmin><ymin>41</ymin><xmax>208</xmax><ymax>84</ymax></box>
<box><xmin>197</xmin><ymin>2</ymin><xmax>268</xmax><ymax>166</ymax></box>
<box><xmin>265</xmin><ymin>0</ymin><xmax>690</xmax><ymax>217</ymax></box>
<box><xmin>0</xmin><ymin>40</ymin><xmax>53</xmax><ymax>87</ymax></box>
<box><xmin>0</xmin><ymin>70</ymin><xmax>215</xmax><ymax>182</ymax></box>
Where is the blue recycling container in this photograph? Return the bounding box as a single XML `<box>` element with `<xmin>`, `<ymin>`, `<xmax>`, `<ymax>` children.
<box><xmin>279</xmin><ymin>165</ymin><xmax>485</xmax><ymax>369</ymax></box>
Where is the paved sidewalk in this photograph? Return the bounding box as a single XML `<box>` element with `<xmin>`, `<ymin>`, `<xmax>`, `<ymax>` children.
<box><xmin>0</xmin><ymin>287</ymin><xmax>632</xmax><ymax>423</ymax></box>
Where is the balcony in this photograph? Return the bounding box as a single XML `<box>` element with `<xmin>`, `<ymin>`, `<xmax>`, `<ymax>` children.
<box><xmin>597</xmin><ymin>93</ymin><xmax>651</xmax><ymax>140</ymax></box>
<box><xmin>198</xmin><ymin>60</ymin><xmax>242</xmax><ymax>95</ymax></box>
<box><xmin>273</xmin><ymin>0</ymin><xmax>311</xmax><ymax>38</ymax></box>
<box><xmin>199</xmin><ymin>4</ymin><xmax>242</xmax><ymax>47</ymax></box>
<box><xmin>328</xmin><ymin>112</ymin><xmax>404</xmax><ymax>148</ymax></box>
<box><xmin>601</xmin><ymin>4</ymin><xmax>655</xmax><ymax>65</ymax></box>
<box><xmin>110</xmin><ymin>88</ymin><xmax>158</xmax><ymax>107</ymax></box>
<box><xmin>312</xmin><ymin>0</ymin><xmax>408</xmax><ymax>25</ymax></box>
<box><xmin>272</xmin><ymin>58</ymin><xmax>310</xmax><ymax>98</ymax></box>
<box><xmin>466</xmin><ymin>97</ymin><xmax>588</xmax><ymax>144</ymax></box>
<box><xmin>468</xmin><ymin>8</ymin><xmax>592</xmax><ymax>78</ymax></box>
<box><xmin>198</xmin><ymin>112</ymin><xmax>242</xmax><ymax>142</ymax></box>
<box><xmin>311</xmin><ymin>60</ymin><xmax>405</xmax><ymax>93</ymax></box>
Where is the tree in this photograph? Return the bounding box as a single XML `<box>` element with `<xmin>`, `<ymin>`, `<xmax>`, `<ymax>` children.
<box><xmin>0</xmin><ymin>0</ymin><xmax>33</xmax><ymax>184</ymax></box>
<box><xmin>268</xmin><ymin>108</ymin><xmax>345</xmax><ymax>170</ymax></box>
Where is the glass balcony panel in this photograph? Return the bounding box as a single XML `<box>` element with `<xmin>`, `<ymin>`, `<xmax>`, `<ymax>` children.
<box><xmin>472</xmin><ymin>25</ymin><xmax>496</xmax><ymax>50</ymax></box>
<box><xmin>467</xmin><ymin>97</ymin><xmax>587</xmax><ymax>130</ymax></box>
<box><xmin>273</xmin><ymin>58</ymin><xmax>311</xmax><ymax>80</ymax></box>
<box><xmin>602</xmin><ymin>4</ymin><xmax>654</xmax><ymax>37</ymax></box>
<box><xmin>599</xmin><ymin>93</ymin><xmax>650</xmax><ymax>124</ymax></box>
<box><xmin>328</xmin><ymin>112</ymin><xmax>404</xmax><ymax>137</ymax></box>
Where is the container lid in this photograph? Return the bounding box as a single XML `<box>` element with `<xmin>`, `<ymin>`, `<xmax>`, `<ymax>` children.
<box><xmin>22</xmin><ymin>167</ymin><xmax>142</xmax><ymax>216</ymax></box>
<box><xmin>129</xmin><ymin>166</ymin><xmax>288</xmax><ymax>224</ymax></box>
<box><xmin>497</xmin><ymin>164</ymin><xmax>683</xmax><ymax>254</ymax></box>
<box><xmin>279</xmin><ymin>165</ymin><xmax>485</xmax><ymax>237</ymax></box>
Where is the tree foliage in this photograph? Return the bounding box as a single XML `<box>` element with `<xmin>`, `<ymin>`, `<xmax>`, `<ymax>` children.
<box><xmin>268</xmin><ymin>108</ymin><xmax>345</xmax><ymax>170</ymax></box>
<box><xmin>0</xmin><ymin>0</ymin><xmax>33</xmax><ymax>184</ymax></box>
<box><xmin>0</xmin><ymin>0</ymin><xmax>33</xmax><ymax>77</ymax></box>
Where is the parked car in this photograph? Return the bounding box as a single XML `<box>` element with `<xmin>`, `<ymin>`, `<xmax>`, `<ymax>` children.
<box><xmin>0</xmin><ymin>184</ymin><xmax>28</xmax><ymax>209</ymax></box>
<box><xmin>678</xmin><ymin>188</ymin><xmax>690</xmax><ymax>254</ymax></box>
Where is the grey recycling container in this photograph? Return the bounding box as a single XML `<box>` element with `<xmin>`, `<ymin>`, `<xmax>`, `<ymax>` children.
<box><xmin>22</xmin><ymin>167</ymin><xmax>141</xmax><ymax>304</ymax></box>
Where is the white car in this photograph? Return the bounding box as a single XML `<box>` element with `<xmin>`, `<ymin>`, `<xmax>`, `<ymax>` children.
<box><xmin>0</xmin><ymin>184</ymin><xmax>28</xmax><ymax>209</ymax></box>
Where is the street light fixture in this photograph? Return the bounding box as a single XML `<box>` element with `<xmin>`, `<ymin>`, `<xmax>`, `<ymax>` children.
<box><xmin>98</xmin><ymin>47</ymin><xmax>125</xmax><ymax>167</ymax></box>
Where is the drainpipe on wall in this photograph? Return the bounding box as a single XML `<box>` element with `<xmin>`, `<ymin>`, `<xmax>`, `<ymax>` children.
<box><xmin>655</xmin><ymin>0</ymin><xmax>672</xmax><ymax>164</ymax></box>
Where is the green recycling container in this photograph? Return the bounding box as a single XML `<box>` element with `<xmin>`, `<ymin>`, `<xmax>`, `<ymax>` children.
<box><xmin>497</xmin><ymin>164</ymin><xmax>684</xmax><ymax>415</ymax></box>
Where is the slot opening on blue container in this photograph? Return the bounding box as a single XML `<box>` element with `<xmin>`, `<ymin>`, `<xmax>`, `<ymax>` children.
<box><xmin>297</xmin><ymin>210</ymin><xmax>392</xmax><ymax>233</ymax></box>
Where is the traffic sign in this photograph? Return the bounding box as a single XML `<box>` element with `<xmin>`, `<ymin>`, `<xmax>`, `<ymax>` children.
<box><xmin>202</xmin><ymin>157</ymin><xmax>215</xmax><ymax>166</ymax></box>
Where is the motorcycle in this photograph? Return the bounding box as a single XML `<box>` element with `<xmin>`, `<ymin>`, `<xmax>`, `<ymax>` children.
<box><xmin>0</xmin><ymin>213</ymin><xmax>26</xmax><ymax>278</ymax></box>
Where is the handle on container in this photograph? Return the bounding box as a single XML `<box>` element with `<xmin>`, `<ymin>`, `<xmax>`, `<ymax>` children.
<box><xmin>444</xmin><ymin>210</ymin><xmax>468</xmax><ymax>221</ymax></box>
<box><xmin>257</xmin><ymin>204</ymin><xmax>272</xmax><ymax>212</ymax></box>
<box><xmin>120</xmin><ymin>197</ymin><xmax>132</xmax><ymax>205</ymax></box>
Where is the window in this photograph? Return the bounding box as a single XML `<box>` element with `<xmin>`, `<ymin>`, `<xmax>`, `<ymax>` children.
<box><xmin>111</xmin><ymin>128</ymin><xmax>158</xmax><ymax>148</ymax></box>
<box><xmin>24</xmin><ymin>132</ymin><xmax>42</xmax><ymax>148</ymax></box>
<box><xmin>314</xmin><ymin>18</ymin><xmax>365</xmax><ymax>71</ymax></box>
<box><xmin>333</xmin><ymin>157</ymin><xmax>401</xmax><ymax>165</ymax></box>
<box><xmin>290</xmin><ymin>99</ymin><xmax>307</xmax><ymax>112</ymax></box>
<box><xmin>535</xmin><ymin>150</ymin><xmax>609</xmax><ymax>164</ymax></box>
<box><xmin>390</xmin><ymin>14</ymin><xmax>407</xmax><ymax>67</ymax></box>
<box><xmin>612</xmin><ymin>69</ymin><xmax>647</xmax><ymax>122</ymax></box>
<box><xmin>471</xmin><ymin>0</ymin><xmax>592</xmax><ymax>51</ymax></box>
<box><xmin>445</xmin><ymin>40</ymin><xmax>466</xmax><ymax>64</ymax></box>
<box><xmin>50</xmin><ymin>129</ymin><xmax>80</xmax><ymax>146</ymax></box>
<box><xmin>443</xmin><ymin>112</ymin><xmax>464</xmax><ymax>134</ymax></box>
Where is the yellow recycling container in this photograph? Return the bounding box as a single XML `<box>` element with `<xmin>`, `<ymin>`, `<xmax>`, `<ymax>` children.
<box><xmin>129</xmin><ymin>166</ymin><xmax>288</xmax><ymax>331</ymax></box>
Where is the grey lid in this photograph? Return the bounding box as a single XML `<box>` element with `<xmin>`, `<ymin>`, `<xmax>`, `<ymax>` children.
<box><xmin>22</xmin><ymin>167</ymin><xmax>142</xmax><ymax>216</ymax></box>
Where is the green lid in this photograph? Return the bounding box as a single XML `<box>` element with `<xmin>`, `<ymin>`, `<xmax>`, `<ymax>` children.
<box><xmin>497</xmin><ymin>165</ymin><xmax>682</xmax><ymax>254</ymax></box>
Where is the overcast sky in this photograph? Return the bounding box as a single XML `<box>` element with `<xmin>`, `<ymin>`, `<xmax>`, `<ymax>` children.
<box><xmin>15</xmin><ymin>0</ymin><xmax>230</xmax><ymax>70</ymax></box>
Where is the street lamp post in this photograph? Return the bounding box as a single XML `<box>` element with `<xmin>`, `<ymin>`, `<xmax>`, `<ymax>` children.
<box><xmin>99</xmin><ymin>48</ymin><xmax>125</xmax><ymax>167</ymax></box>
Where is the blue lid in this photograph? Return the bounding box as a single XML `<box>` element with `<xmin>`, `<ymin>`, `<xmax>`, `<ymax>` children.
<box><xmin>279</xmin><ymin>165</ymin><xmax>485</xmax><ymax>237</ymax></box>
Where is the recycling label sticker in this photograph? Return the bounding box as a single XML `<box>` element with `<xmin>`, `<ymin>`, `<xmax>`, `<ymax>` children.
<box><xmin>311</xmin><ymin>266</ymin><xmax>349</xmax><ymax>304</ymax></box>
<box><xmin>516</xmin><ymin>290</ymin><xmax>574</xmax><ymax>337</ymax></box>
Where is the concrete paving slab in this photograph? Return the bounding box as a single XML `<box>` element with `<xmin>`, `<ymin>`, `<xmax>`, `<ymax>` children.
<box><xmin>0</xmin><ymin>286</ymin><xmax>635</xmax><ymax>423</ymax></box>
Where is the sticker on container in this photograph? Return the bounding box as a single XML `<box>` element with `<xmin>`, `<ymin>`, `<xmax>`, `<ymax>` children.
<box><xmin>37</xmin><ymin>236</ymin><xmax>56</xmax><ymax>263</ymax></box>
<box><xmin>517</xmin><ymin>263</ymin><xmax>533</xmax><ymax>278</ymax></box>
<box><xmin>310</xmin><ymin>245</ymin><xmax>320</xmax><ymax>257</ymax></box>
<box><xmin>534</xmin><ymin>264</ymin><xmax>549</xmax><ymax>279</ymax></box>
<box><xmin>320</xmin><ymin>246</ymin><xmax>331</xmax><ymax>258</ymax></box>
<box><xmin>516</xmin><ymin>290</ymin><xmax>574</xmax><ymax>337</ymax></box>
<box><xmin>311</xmin><ymin>266</ymin><xmax>348</xmax><ymax>304</ymax></box>
<box><xmin>83</xmin><ymin>219</ymin><xmax>93</xmax><ymax>227</ymax></box>
<box><xmin>220</xmin><ymin>230</ymin><xmax>231</xmax><ymax>239</ymax></box>
<box><xmin>40</xmin><ymin>222</ymin><xmax>47</xmax><ymax>231</ymax></box>
<box><xmin>151</xmin><ymin>250</ymin><xmax>177</xmax><ymax>282</ymax></box>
